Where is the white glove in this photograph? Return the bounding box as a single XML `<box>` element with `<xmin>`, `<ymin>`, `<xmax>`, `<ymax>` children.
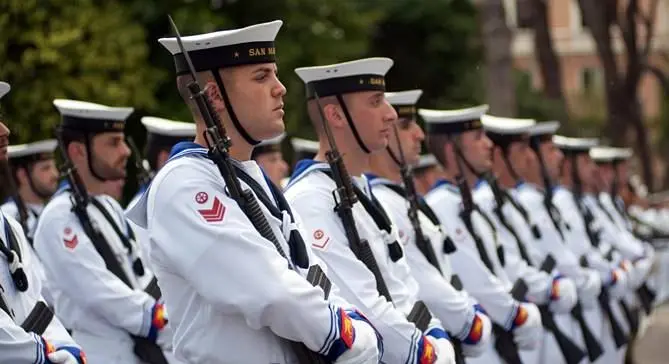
<box><xmin>512</xmin><ymin>302</ymin><xmax>542</xmax><ymax>350</ymax></box>
<box><xmin>461</xmin><ymin>311</ymin><xmax>492</xmax><ymax>358</ymax></box>
<box><xmin>549</xmin><ymin>277</ymin><xmax>578</xmax><ymax>314</ymax></box>
<box><xmin>426</xmin><ymin>336</ymin><xmax>456</xmax><ymax>364</ymax></box>
<box><xmin>333</xmin><ymin>318</ymin><xmax>379</xmax><ymax>364</ymax></box>
<box><xmin>577</xmin><ymin>269</ymin><xmax>602</xmax><ymax>309</ymax></box>
<box><xmin>47</xmin><ymin>350</ymin><xmax>82</xmax><ymax>364</ymax></box>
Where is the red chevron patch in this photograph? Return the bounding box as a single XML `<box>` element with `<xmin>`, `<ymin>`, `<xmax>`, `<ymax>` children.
<box><xmin>197</xmin><ymin>196</ymin><xmax>226</xmax><ymax>223</ymax></box>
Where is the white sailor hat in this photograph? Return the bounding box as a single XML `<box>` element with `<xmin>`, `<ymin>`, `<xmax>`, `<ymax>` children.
<box><xmin>385</xmin><ymin>89</ymin><xmax>422</xmax><ymax>119</ymax></box>
<box><xmin>290</xmin><ymin>137</ymin><xmax>319</xmax><ymax>160</ymax></box>
<box><xmin>295</xmin><ymin>57</ymin><xmax>393</xmax><ymax>99</ymax></box>
<box><xmin>8</xmin><ymin>139</ymin><xmax>58</xmax><ymax>164</ymax></box>
<box><xmin>414</xmin><ymin>154</ymin><xmax>439</xmax><ymax>171</ymax></box>
<box><xmin>419</xmin><ymin>105</ymin><xmax>489</xmax><ymax>135</ymax></box>
<box><xmin>481</xmin><ymin>115</ymin><xmax>536</xmax><ymax>135</ymax></box>
<box><xmin>0</xmin><ymin>82</ymin><xmax>9</xmax><ymax>100</ymax></box>
<box><xmin>252</xmin><ymin>132</ymin><xmax>286</xmax><ymax>157</ymax></box>
<box><xmin>590</xmin><ymin>146</ymin><xmax>633</xmax><ymax>163</ymax></box>
<box><xmin>552</xmin><ymin>135</ymin><xmax>599</xmax><ymax>154</ymax></box>
<box><xmin>528</xmin><ymin>120</ymin><xmax>561</xmax><ymax>137</ymax></box>
<box><xmin>53</xmin><ymin>99</ymin><xmax>133</xmax><ymax>133</ymax></box>
<box><xmin>141</xmin><ymin>116</ymin><xmax>195</xmax><ymax>147</ymax></box>
<box><xmin>159</xmin><ymin>20</ymin><xmax>283</xmax><ymax>75</ymax></box>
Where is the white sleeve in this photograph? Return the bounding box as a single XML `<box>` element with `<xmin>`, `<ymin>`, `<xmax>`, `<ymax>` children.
<box><xmin>375</xmin><ymin>190</ymin><xmax>475</xmax><ymax>338</ymax></box>
<box><xmin>148</xmin><ymin>172</ymin><xmax>356</xmax><ymax>355</ymax></box>
<box><xmin>287</xmin><ymin>186</ymin><xmax>424</xmax><ymax>364</ymax></box>
<box><xmin>33</xmin><ymin>211</ymin><xmax>155</xmax><ymax>337</ymax></box>
<box><xmin>0</xmin><ymin>308</ymin><xmax>49</xmax><ymax>363</ymax></box>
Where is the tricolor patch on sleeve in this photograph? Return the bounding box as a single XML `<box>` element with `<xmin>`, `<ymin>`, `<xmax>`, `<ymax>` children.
<box><xmin>464</xmin><ymin>314</ymin><xmax>484</xmax><ymax>345</ymax></box>
<box><xmin>512</xmin><ymin>304</ymin><xmax>529</xmax><ymax>329</ymax></box>
<box><xmin>324</xmin><ymin>307</ymin><xmax>356</xmax><ymax>361</ymax></box>
<box><xmin>416</xmin><ymin>336</ymin><xmax>437</xmax><ymax>364</ymax></box>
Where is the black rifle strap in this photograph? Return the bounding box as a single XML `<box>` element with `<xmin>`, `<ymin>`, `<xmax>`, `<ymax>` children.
<box><xmin>89</xmin><ymin>198</ymin><xmax>145</xmax><ymax>276</ymax></box>
<box><xmin>460</xmin><ymin>209</ymin><xmax>496</xmax><ymax>273</ymax></box>
<box><xmin>233</xmin><ymin>166</ymin><xmax>310</xmax><ymax>269</ymax></box>
<box><xmin>383</xmin><ymin>183</ymin><xmax>457</xmax><ymax>255</ymax></box>
<box><xmin>323</xmin><ymin>171</ymin><xmax>404</xmax><ymax>262</ymax></box>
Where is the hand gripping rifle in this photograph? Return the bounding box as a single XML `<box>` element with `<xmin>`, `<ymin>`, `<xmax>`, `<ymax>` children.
<box><xmin>391</xmin><ymin>124</ymin><xmax>464</xmax><ymax>363</ymax></box>
<box><xmin>483</xmin><ymin>174</ymin><xmax>586</xmax><ymax>364</ymax></box>
<box><xmin>167</xmin><ymin>16</ymin><xmax>331</xmax><ymax>364</ymax></box>
<box><xmin>56</xmin><ymin>137</ymin><xmax>168</xmax><ymax>364</ymax></box>
<box><xmin>127</xmin><ymin>136</ymin><xmax>154</xmax><ymax>188</ymax></box>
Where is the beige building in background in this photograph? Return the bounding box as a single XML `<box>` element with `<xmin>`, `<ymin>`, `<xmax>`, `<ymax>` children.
<box><xmin>505</xmin><ymin>0</ymin><xmax>669</xmax><ymax>119</ymax></box>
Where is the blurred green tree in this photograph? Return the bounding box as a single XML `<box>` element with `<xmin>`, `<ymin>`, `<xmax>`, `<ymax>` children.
<box><xmin>0</xmin><ymin>0</ymin><xmax>162</xmax><ymax>143</ymax></box>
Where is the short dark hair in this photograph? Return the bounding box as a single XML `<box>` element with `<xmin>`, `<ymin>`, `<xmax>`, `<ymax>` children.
<box><xmin>425</xmin><ymin>133</ymin><xmax>458</xmax><ymax>169</ymax></box>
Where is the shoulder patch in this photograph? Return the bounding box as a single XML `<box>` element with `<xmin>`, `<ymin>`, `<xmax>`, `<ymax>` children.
<box><xmin>196</xmin><ymin>193</ymin><xmax>226</xmax><ymax>223</ymax></box>
<box><xmin>312</xmin><ymin>229</ymin><xmax>330</xmax><ymax>250</ymax></box>
<box><xmin>63</xmin><ymin>226</ymin><xmax>78</xmax><ymax>250</ymax></box>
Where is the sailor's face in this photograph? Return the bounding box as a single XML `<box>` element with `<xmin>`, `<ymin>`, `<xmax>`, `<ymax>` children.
<box><xmin>389</xmin><ymin>117</ymin><xmax>424</xmax><ymax>165</ymax></box>
<box><xmin>255</xmin><ymin>151</ymin><xmax>289</xmax><ymax>186</ymax></box>
<box><xmin>460</xmin><ymin>128</ymin><xmax>493</xmax><ymax>172</ymax></box>
<box><xmin>222</xmin><ymin>63</ymin><xmax>287</xmax><ymax>143</ymax></box>
<box><xmin>90</xmin><ymin>132</ymin><xmax>130</xmax><ymax>179</ymax></box>
<box><xmin>29</xmin><ymin>159</ymin><xmax>59</xmax><ymax>196</ymax></box>
<box><xmin>540</xmin><ymin>140</ymin><xmax>563</xmax><ymax>180</ymax></box>
<box><xmin>345</xmin><ymin>91</ymin><xmax>397</xmax><ymax>152</ymax></box>
<box><xmin>0</xmin><ymin>121</ymin><xmax>10</xmax><ymax>161</ymax></box>
<box><xmin>506</xmin><ymin>138</ymin><xmax>532</xmax><ymax>173</ymax></box>
<box><xmin>597</xmin><ymin>163</ymin><xmax>615</xmax><ymax>187</ymax></box>
<box><xmin>576</xmin><ymin>154</ymin><xmax>596</xmax><ymax>187</ymax></box>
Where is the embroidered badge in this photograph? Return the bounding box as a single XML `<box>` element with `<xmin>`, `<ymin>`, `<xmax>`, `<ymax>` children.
<box><xmin>197</xmin><ymin>195</ymin><xmax>226</xmax><ymax>223</ymax></box>
<box><xmin>63</xmin><ymin>227</ymin><xmax>78</xmax><ymax>250</ymax></box>
<box><xmin>195</xmin><ymin>191</ymin><xmax>209</xmax><ymax>204</ymax></box>
<box><xmin>312</xmin><ymin>229</ymin><xmax>330</xmax><ymax>250</ymax></box>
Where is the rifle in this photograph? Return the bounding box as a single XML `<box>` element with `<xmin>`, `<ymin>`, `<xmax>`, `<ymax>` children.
<box><xmin>484</xmin><ymin>175</ymin><xmax>587</xmax><ymax>364</ymax></box>
<box><xmin>3</xmin><ymin>162</ymin><xmax>32</xmax><ymax>243</ymax></box>
<box><xmin>127</xmin><ymin>136</ymin><xmax>154</xmax><ymax>188</ymax></box>
<box><xmin>391</xmin><ymin>124</ymin><xmax>465</xmax><ymax>363</ymax></box>
<box><xmin>167</xmin><ymin>16</ymin><xmax>332</xmax><ymax>364</ymax></box>
<box><xmin>56</xmin><ymin>136</ymin><xmax>168</xmax><ymax>364</ymax></box>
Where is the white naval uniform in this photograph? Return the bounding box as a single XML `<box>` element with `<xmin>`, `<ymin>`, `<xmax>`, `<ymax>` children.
<box><xmin>285</xmin><ymin>161</ymin><xmax>447</xmax><ymax>364</ymax></box>
<box><xmin>425</xmin><ymin>179</ymin><xmax>536</xmax><ymax>364</ymax></box>
<box><xmin>1</xmin><ymin>199</ymin><xmax>55</xmax><ymax>306</ymax></box>
<box><xmin>0</xmin><ymin>212</ymin><xmax>79</xmax><ymax>362</ymax></box>
<box><xmin>367</xmin><ymin>175</ymin><xmax>491</xmax><ymax>356</ymax></box>
<box><xmin>552</xmin><ymin>187</ymin><xmax>629</xmax><ymax>363</ymax></box>
<box><xmin>515</xmin><ymin>183</ymin><xmax>609</xmax><ymax>363</ymax></box>
<box><xmin>473</xmin><ymin>181</ymin><xmax>579</xmax><ymax>364</ymax></box>
<box><xmin>34</xmin><ymin>185</ymin><xmax>169</xmax><ymax>364</ymax></box>
<box><xmin>126</xmin><ymin>144</ymin><xmax>371</xmax><ymax>364</ymax></box>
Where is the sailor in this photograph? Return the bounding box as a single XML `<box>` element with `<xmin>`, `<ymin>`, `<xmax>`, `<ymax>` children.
<box><xmin>366</xmin><ymin>89</ymin><xmax>493</xmax><ymax>360</ymax></box>
<box><xmin>513</xmin><ymin>121</ymin><xmax>613</xmax><ymax>364</ymax></box>
<box><xmin>412</xmin><ymin>154</ymin><xmax>443</xmax><ymax>197</ymax></box>
<box><xmin>126</xmin><ymin>20</ymin><xmax>382</xmax><ymax>364</ymax></box>
<box><xmin>127</xmin><ymin>116</ymin><xmax>196</xmax><ymax>209</ymax></box>
<box><xmin>33</xmin><ymin>99</ymin><xmax>174</xmax><ymax>363</ymax></box>
<box><xmin>2</xmin><ymin>139</ymin><xmax>58</xmax><ymax>241</ymax></box>
<box><xmin>0</xmin><ymin>81</ymin><xmax>86</xmax><ymax>363</ymax></box>
<box><xmin>1</xmin><ymin>139</ymin><xmax>59</xmax><ymax>305</ymax></box>
<box><xmin>286</xmin><ymin>57</ymin><xmax>461</xmax><ymax>364</ymax></box>
<box><xmin>252</xmin><ymin>132</ymin><xmax>289</xmax><ymax>186</ymax></box>
<box><xmin>420</xmin><ymin>106</ymin><xmax>543</xmax><ymax>364</ymax></box>
<box><xmin>552</xmin><ymin>136</ymin><xmax>633</xmax><ymax>363</ymax></box>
